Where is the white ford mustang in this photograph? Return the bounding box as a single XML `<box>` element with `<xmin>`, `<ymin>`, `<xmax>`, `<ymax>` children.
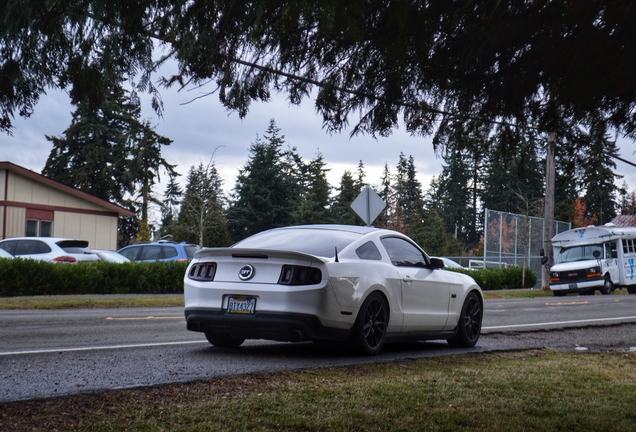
<box><xmin>184</xmin><ymin>225</ymin><xmax>483</xmax><ymax>355</ymax></box>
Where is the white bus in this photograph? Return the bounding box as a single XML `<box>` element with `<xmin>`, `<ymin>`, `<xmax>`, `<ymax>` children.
<box><xmin>546</xmin><ymin>224</ymin><xmax>636</xmax><ymax>296</ymax></box>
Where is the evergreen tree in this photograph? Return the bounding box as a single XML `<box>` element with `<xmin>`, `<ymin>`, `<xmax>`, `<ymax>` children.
<box><xmin>227</xmin><ymin>119</ymin><xmax>297</xmax><ymax>240</ymax></box>
<box><xmin>293</xmin><ymin>153</ymin><xmax>332</xmax><ymax>224</ymax></box>
<box><xmin>128</xmin><ymin>119</ymin><xmax>175</xmax><ymax>241</ymax></box>
<box><xmin>42</xmin><ymin>79</ymin><xmax>139</xmax><ymax>205</ymax></box>
<box><xmin>580</xmin><ymin>124</ymin><xmax>622</xmax><ymax>224</ymax></box>
<box><xmin>481</xmin><ymin>129</ymin><xmax>545</xmax><ymax>217</ymax></box>
<box><xmin>178</xmin><ymin>161</ymin><xmax>231</xmax><ymax>247</ymax></box>
<box><xmin>436</xmin><ymin>148</ymin><xmax>473</xmax><ymax>247</ymax></box>
<box><xmin>159</xmin><ymin>170</ymin><xmax>183</xmax><ymax>239</ymax></box>
<box><xmin>394</xmin><ymin>153</ymin><xmax>423</xmax><ymax>226</ymax></box>
<box><xmin>331</xmin><ymin>170</ymin><xmax>363</xmax><ymax>225</ymax></box>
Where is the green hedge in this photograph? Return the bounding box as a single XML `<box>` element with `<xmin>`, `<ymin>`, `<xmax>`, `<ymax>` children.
<box><xmin>447</xmin><ymin>265</ymin><xmax>537</xmax><ymax>290</ymax></box>
<box><xmin>0</xmin><ymin>259</ymin><xmax>189</xmax><ymax>297</ymax></box>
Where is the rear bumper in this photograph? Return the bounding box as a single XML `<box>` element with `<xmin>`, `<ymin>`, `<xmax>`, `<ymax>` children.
<box><xmin>185</xmin><ymin>308</ymin><xmax>350</xmax><ymax>343</ymax></box>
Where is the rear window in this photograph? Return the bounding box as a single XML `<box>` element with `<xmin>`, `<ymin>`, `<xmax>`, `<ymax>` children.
<box><xmin>234</xmin><ymin>228</ymin><xmax>362</xmax><ymax>257</ymax></box>
<box><xmin>57</xmin><ymin>240</ymin><xmax>91</xmax><ymax>253</ymax></box>
<box><xmin>184</xmin><ymin>246</ymin><xmax>199</xmax><ymax>258</ymax></box>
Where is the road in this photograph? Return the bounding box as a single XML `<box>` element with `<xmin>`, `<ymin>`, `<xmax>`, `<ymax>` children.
<box><xmin>2</xmin><ymin>295</ymin><xmax>636</xmax><ymax>402</ymax></box>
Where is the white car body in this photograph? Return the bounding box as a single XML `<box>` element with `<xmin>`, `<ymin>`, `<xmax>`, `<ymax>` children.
<box><xmin>0</xmin><ymin>237</ymin><xmax>99</xmax><ymax>263</ymax></box>
<box><xmin>184</xmin><ymin>225</ymin><xmax>483</xmax><ymax>354</ymax></box>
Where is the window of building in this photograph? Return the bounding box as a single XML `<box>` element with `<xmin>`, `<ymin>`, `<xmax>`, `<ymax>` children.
<box><xmin>25</xmin><ymin>219</ymin><xmax>53</xmax><ymax>237</ymax></box>
<box><xmin>25</xmin><ymin>209</ymin><xmax>54</xmax><ymax>237</ymax></box>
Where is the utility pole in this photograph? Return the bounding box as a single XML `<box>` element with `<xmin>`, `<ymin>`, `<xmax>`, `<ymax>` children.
<box><xmin>543</xmin><ymin>132</ymin><xmax>556</xmax><ymax>290</ymax></box>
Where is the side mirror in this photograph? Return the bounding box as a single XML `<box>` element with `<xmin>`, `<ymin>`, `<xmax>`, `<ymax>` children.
<box><xmin>429</xmin><ymin>257</ymin><xmax>445</xmax><ymax>270</ymax></box>
<box><xmin>593</xmin><ymin>250</ymin><xmax>601</xmax><ymax>259</ymax></box>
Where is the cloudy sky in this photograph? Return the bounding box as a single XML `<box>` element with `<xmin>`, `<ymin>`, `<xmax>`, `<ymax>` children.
<box><xmin>3</xmin><ymin>75</ymin><xmax>636</xmax><ymax>219</ymax></box>
<box><xmin>2</xmin><ymin>83</ymin><xmax>444</xmax><ymax>196</ymax></box>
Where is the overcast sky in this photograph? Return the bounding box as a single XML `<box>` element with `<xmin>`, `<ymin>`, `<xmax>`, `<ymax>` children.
<box><xmin>3</xmin><ymin>77</ymin><xmax>636</xmax><ymax>219</ymax></box>
<box><xmin>2</xmin><ymin>84</ymin><xmax>444</xmax><ymax>196</ymax></box>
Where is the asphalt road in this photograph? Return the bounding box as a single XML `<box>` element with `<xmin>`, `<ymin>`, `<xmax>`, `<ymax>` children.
<box><xmin>2</xmin><ymin>294</ymin><xmax>636</xmax><ymax>403</ymax></box>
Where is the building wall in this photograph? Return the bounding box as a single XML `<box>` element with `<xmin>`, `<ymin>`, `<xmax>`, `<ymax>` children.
<box><xmin>7</xmin><ymin>171</ymin><xmax>106</xmax><ymax>212</ymax></box>
<box><xmin>1</xmin><ymin>168</ymin><xmax>122</xmax><ymax>249</ymax></box>
<box><xmin>4</xmin><ymin>206</ymin><xmax>25</xmax><ymax>238</ymax></box>
<box><xmin>54</xmin><ymin>212</ymin><xmax>118</xmax><ymax>250</ymax></box>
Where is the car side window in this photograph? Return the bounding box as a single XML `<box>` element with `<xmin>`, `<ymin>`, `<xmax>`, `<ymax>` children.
<box><xmin>356</xmin><ymin>241</ymin><xmax>382</xmax><ymax>260</ymax></box>
<box><xmin>162</xmin><ymin>246</ymin><xmax>178</xmax><ymax>259</ymax></box>
<box><xmin>380</xmin><ymin>237</ymin><xmax>427</xmax><ymax>268</ymax></box>
<box><xmin>0</xmin><ymin>240</ymin><xmax>16</xmax><ymax>254</ymax></box>
<box><xmin>140</xmin><ymin>246</ymin><xmax>161</xmax><ymax>261</ymax></box>
<box><xmin>119</xmin><ymin>247</ymin><xmax>139</xmax><ymax>261</ymax></box>
<box><xmin>14</xmin><ymin>240</ymin><xmax>52</xmax><ymax>255</ymax></box>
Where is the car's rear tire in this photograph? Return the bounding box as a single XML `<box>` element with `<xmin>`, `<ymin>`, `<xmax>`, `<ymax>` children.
<box><xmin>205</xmin><ymin>332</ymin><xmax>245</xmax><ymax>348</ymax></box>
<box><xmin>349</xmin><ymin>292</ymin><xmax>388</xmax><ymax>355</ymax></box>
<box><xmin>448</xmin><ymin>291</ymin><xmax>482</xmax><ymax>348</ymax></box>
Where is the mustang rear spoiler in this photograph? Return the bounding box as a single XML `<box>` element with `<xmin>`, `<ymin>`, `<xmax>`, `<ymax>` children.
<box><xmin>193</xmin><ymin>247</ymin><xmax>329</xmax><ymax>264</ymax></box>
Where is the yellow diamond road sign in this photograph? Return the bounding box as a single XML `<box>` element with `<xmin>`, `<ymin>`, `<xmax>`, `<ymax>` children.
<box><xmin>351</xmin><ymin>185</ymin><xmax>386</xmax><ymax>226</ymax></box>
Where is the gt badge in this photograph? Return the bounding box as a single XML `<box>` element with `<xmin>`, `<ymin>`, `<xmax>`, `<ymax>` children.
<box><xmin>238</xmin><ymin>264</ymin><xmax>255</xmax><ymax>281</ymax></box>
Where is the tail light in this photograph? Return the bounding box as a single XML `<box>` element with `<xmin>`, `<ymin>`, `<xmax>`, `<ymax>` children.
<box><xmin>188</xmin><ymin>262</ymin><xmax>216</xmax><ymax>281</ymax></box>
<box><xmin>278</xmin><ymin>265</ymin><xmax>322</xmax><ymax>285</ymax></box>
<box><xmin>53</xmin><ymin>256</ymin><xmax>77</xmax><ymax>263</ymax></box>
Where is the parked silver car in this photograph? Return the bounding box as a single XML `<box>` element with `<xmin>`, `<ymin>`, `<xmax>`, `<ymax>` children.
<box><xmin>185</xmin><ymin>225</ymin><xmax>483</xmax><ymax>355</ymax></box>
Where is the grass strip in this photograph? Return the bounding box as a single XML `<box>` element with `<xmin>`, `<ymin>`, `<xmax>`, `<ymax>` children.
<box><xmin>1</xmin><ymin>350</ymin><xmax>635</xmax><ymax>431</ymax></box>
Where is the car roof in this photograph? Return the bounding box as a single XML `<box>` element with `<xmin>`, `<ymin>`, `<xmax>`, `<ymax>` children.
<box><xmin>257</xmin><ymin>224</ymin><xmax>384</xmax><ymax>235</ymax></box>
<box><xmin>0</xmin><ymin>237</ymin><xmax>83</xmax><ymax>243</ymax></box>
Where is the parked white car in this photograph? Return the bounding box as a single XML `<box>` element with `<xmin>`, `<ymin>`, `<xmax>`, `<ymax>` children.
<box><xmin>184</xmin><ymin>225</ymin><xmax>483</xmax><ymax>355</ymax></box>
<box><xmin>0</xmin><ymin>237</ymin><xmax>99</xmax><ymax>263</ymax></box>
<box><xmin>0</xmin><ymin>248</ymin><xmax>14</xmax><ymax>259</ymax></box>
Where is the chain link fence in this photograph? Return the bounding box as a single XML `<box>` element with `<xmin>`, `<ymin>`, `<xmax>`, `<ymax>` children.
<box><xmin>479</xmin><ymin>208</ymin><xmax>571</xmax><ymax>287</ymax></box>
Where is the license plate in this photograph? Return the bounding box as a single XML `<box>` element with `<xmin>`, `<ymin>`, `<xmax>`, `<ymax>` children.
<box><xmin>227</xmin><ymin>296</ymin><xmax>256</xmax><ymax>315</ymax></box>
<box><xmin>569</xmin><ymin>283</ymin><xmax>578</xmax><ymax>289</ymax></box>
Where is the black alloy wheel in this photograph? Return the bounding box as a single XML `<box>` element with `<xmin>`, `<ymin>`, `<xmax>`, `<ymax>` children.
<box><xmin>448</xmin><ymin>291</ymin><xmax>482</xmax><ymax>348</ymax></box>
<box><xmin>351</xmin><ymin>292</ymin><xmax>388</xmax><ymax>355</ymax></box>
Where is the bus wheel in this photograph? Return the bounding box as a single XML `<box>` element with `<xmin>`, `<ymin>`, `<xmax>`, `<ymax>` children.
<box><xmin>600</xmin><ymin>276</ymin><xmax>613</xmax><ymax>295</ymax></box>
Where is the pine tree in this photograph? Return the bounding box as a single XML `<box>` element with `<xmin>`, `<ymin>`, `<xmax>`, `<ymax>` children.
<box><xmin>396</xmin><ymin>154</ymin><xmax>423</xmax><ymax>226</ymax></box>
<box><xmin>178</xmin><ymin>161</ymin><xmax>231</xmax><ymax>247</ymax></box>
<box><xmin>128</xmin><ymin>119</ymin><xmax>175</xmax><ymax>241</ymax></box>
<box><xmin>330</xmin><ymin>170</ymin><xmax>362</xmax><ymax>225</ymax></box>
<box><xmin>293</xmin><ymin>153</ymin><xmax>332</xmax><ymax>224</ymax></box>
<box><xmin>227</xmin><ymin>119</ymin><xmax>297</xmax><ymax>240</ymax></box>
<box><xmin>42</xmin><ymin>79</ymin><xmax>139</xmax><ymax>205</ymax></box>
<box><xmin>436</xmin><ymin>149</ymin><xmax>473</xmax><ymax>246</ymax></box>
<box><xmin>580</xmin><ymin>124</ymin><xmax>621</xmax><ymax>224</ymax></box>
<box><xmin>159</xmin><ymin>170</ymin><xmax>183</xmax><ymax>239</ymax></box>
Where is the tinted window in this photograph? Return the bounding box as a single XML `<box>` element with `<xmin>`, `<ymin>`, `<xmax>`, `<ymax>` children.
<box><xmin>14</xmin><ymin>240</ymin><xmax>52</xmax><ymax>255</ymax></box>
<box><xmin>234</xmin><ymin>228</ymin><xmax>362</xmax><ymax>257</ymax></box>
<box><xmin>119</xmin><ymin>247</ymin><xmax>139</xmax><ymax>260</ymax></box>
<box><xmin>0</xmin><ymin>240</ymin><xmax>16</xmax><ymax>254</ymax></box>
<box><xmin>57</xmin><ymin>240</ymin><xmax>91</xmax><ymax>254</ymax></box>
<box><xmin>380</xmin><ymin>237</ymin><xmax>427</xmax><ymax>267</ymax></box>
<box><xmin>184</xmin><ymin>246</ymin><xmax>198</xmax><ymax>258</ymax></box>
<box><xmin>356</xmin><ymin>241</ymin><xmax>382</xmax><ymax>260</ymax></box>
<box><xmin>140</xmin><ymin>246</ymin><xmax>162</xmax><ymax>261</ymax></box>
<box><xmin>163</xmin><ymin>246</ymin><xmax>178</xmax><ymax>259</ymax></box>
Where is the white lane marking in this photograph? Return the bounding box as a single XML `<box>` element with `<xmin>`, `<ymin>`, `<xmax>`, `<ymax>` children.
<box><xmin>0</xmin><ymin>340</ymin><xmax>208</xmax><ymax>356</ymax></box>
<box><xmin>483</xmin><ymin>316</ymin><xmax>636</xmax><ymax>330</ymax></box>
